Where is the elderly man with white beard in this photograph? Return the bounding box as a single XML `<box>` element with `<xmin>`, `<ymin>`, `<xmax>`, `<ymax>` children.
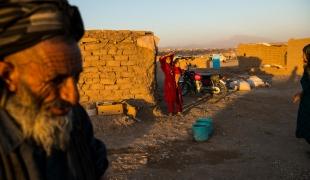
<box><xmin>0</xmin><ymin>0</ymin><xmax>108</xmax><ymax>180</ymax></box>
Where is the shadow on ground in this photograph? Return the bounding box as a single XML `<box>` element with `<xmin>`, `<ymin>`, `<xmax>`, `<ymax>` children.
<box><xmin>95</xmin><ymin>58</ymin><xmax>310</xmax><ymax>179</ymax></box>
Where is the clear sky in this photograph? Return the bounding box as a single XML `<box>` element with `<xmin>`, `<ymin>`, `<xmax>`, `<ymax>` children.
<box><xmin>69</xmin><ymin>0</ymin><xmax>310</xmax><ymax>48</ymax></box>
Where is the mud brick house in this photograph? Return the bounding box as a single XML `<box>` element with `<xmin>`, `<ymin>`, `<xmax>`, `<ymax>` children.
<box><xmin>78</xmin><ymin>30</ymin><xmax>159</xmax><ymax>105</ymax></box>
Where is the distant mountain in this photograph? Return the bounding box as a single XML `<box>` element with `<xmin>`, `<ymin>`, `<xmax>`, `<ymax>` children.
<box><xmin>206</xmin><ymin>35</ymin><xmax>275</xmax><ymax>48</ymax></box>
<box><xmin>160</xmin><ymin>35</ymin><xmax>275</xmax><ymax>49</ymax></box>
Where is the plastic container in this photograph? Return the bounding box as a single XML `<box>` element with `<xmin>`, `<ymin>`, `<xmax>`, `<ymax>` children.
<box><xmin>212</xmin><ymin>58</ymin><xmax>221</xmax><ymax>69</ymax></box>
<box><xmin>196</xmin><ymin>118</ymin><xmax>214</xmax><ymax>135</ymax></box>
<box><xmin>192</xmin><ymin>124</ymin><xmax>209</xmax><ymax>142</ymax></box>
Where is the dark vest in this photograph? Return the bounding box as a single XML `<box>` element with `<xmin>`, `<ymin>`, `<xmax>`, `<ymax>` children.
<box><xmin>0</xmin><ymin>105</ymin><xmax>108</xmax><ymax>180</ymax></box>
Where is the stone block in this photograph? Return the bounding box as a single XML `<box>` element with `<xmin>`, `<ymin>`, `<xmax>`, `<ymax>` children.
<box><xmin>130</xmin><ymin>88</ymin><xmax>149</xmax><ymax>95</ymax></box>
<box><xmin>89</xmin><ymin>84</ymin><xmax>102</xmax><ymax>90</ymax></box>
<box><xmin>80</xmin><ymin>72</ymin><xmax>99</xmax><ymax>79</ymax></box>
<box><xmin>80</xmin><ymin>84</ymin><xmax>90</xmax><ymax>91</ymax></box>
<box><xmin>106</xmin><ymin>61</ymin><xmax>121</xmax><ymax>67</ymax></box>
<box><xmin>99</xmin><ymin>90</ymin><xmax>112</xmax><ymax>95</ymax></box>
<box><xmin>122</xmin><ymin>66</ymin><xmax>129</xmax><ymax>71</ymax></box>
<box><xmin>79</xmin><ymin>45</ymin><xmax>85</xmax><ymax>51</ymax></box>
<box><xmin>85</xmin><ymin>78</ymin><xmax>93</xmax><ymax>84</ymax></box>
<box><xmin>100</xmin><ymin>72</ymin><xmax>116</xmax><ymax>79</ymax></box>
<box><xmin>84</xmin><ymin>55</ymin><xmax>100</xmax><ymax>62</ymax></box>
<box><xmin>92</xmin><ymin>78</ymin><xmax>100</xmax><ymax>83</ymax></box>
<box><xmin>98</xmin><ymin>66</ymin><xmax>113</xmax><ymax>72</ymax></box>
<box><xmin>121</xmin><ymin>61</ymin><xmax>136</xmax><ymax>66</ymax></box>
<box><xmin>112</xmin><ymin>66</ymin><xmax>127</xmax><ymax>72</ymax></box>
<box><xmin>97</xmin><ymin>103</ymin><xmax>123</xmax><ymax>115</ymax></box>
<box><xmin>134</xmin><ymin>31</ymin><xmax>147</xmax><ymax>36</ymax></box>
<box><xmin>119</xmin><ymin>44</ymin><xmax>136</xmax><ymax>50</ymax></box>
<box><xmin>130</xmin><ymin>66</ymin><xmax>142</xmax><ymax>72</ymax></box>
<box><xmin>114</xmin><ymin>55</ymin><xmax>128</xmax><ymax>61</ymax></box>
<box><xmin>100</xmin><ymin>79</ymin><xmax>116</xmax><ymax>85</ymax></box>
<box><xmin>83</xmin><ymin>67</ymin><xmax>98</xmax><ymax>73</ymax></box>
<box><xmin>96</xmin><ymin>60</ymin><xmax>106</xmax><ymax>66</ymax></box>
<box><xmin>121</xmin><ymin>37</ymin><xmax>134</xmax><ymax>43</ymax></box>
<box><xmin>128</xmin><ymin>55</ymin><xmax>140</xmax><ymax>61</ymax></box>
<box><xmin>121</xmin><ymin>93</ymin><xmax>134</xmax><ymax>99</ymax></box>
<box><xmin>79</xmin><ymin>96</ymin><xmax>89</xmax><ymax>103</ymax></box>
<box><xmin>123</xmin><ymin>50</ymin><xmax>136</xmax><ymax>55</ymax></box>
<box><xmin>84</xmin><ymin>90</ymin><xmax>100</xmax><ymax>97</ymax></box>
<box><xmin>116</xmin><ymin>50</ymin><xmax>123</xmax><ymax>55</ymax></box>
<box><xmin>80</xmin><ymin>37</ymin><xmax>98</xmax><ymax>43</ymax></box>
<box><xmin>108</xmin><ymin>47</ymin><xmax>118</xmax><ymax>55</ymax></box>
<box><xmin>121</xmin><ymin>72</ymin><xmax>135</xmax><ymax>78</ymax></box>
<box><xmin>117</xmin><ymin>78</ymin><xmax>130</xmax><ymax>84</ymax></box>
<box><xmin>100</xmin><ymin>55</ymin><xmax>114</xmax><ymax>61</ymax></box>
<box><xmin>137</xmin><ymin>35</ymin><xmax>156</xmax><ymax>51</ymax></box>
<box><xmin>92</xmin><ymin>49</ymin><xmax>108</xmax><ymax>55</ymax></box>
<box><xmin>119</xmin><ymin>84</ymin><xmax>132</xmax><ymax>90</ymax></box>
<box><xmin>84</xmin><ymin>43</ymin><xmax>100</xmax><ymax>51</ymax></box>
<box><xmin>80</xmin><ymin>50</ymin><xmax>92</xmax><ymax>56</ymax></box>
<box><xmin>104</xmin><ymin>85</ymin><xmax>119</xmax><ymax>90</ymax></box>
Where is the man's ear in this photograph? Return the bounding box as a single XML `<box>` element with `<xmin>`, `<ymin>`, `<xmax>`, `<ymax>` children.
<box><xmin>0</xmin><ymin>61</ymin><xmax>17</xmax><ymax>92</ymax></box>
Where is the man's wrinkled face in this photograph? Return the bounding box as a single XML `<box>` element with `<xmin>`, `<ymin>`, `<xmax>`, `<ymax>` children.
<box><xmin>0</xmin><ymin>36</ymin><xmax>82</xmax><ymax>154</ymax></box>
<box><xmin>5</xmin><ymin>36</ymin><xmax>82</xmax><ymax>116</ymax></box>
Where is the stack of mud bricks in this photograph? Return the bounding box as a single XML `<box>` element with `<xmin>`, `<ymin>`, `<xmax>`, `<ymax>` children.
<box><xmin>78</xmin><ymin>30</ymin><xmax>159</xmax><ymax>105</ymax></box>
<box><xmin>237</xmin><ymin>37</ymin><xmax>310</xmax><ymax>75</ymax></box>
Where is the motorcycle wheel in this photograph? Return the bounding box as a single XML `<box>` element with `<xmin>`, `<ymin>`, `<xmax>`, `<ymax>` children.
<box><xmin>213</xmin><ymin>81</ymin><xmax>227</xmax><ymax>96</ymax></box>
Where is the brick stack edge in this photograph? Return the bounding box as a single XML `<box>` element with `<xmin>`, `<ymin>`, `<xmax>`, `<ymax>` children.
<box><xmin>78</xmin><ymin>30</ymin><xmax>158</xmax><ymax>105</ymax></box>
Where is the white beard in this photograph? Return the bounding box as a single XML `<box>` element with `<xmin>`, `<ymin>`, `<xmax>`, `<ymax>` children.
<box><xmin>25</xmin><ymin>110</ymin><xmax>73</xmax><ymax>156</ymax></box>
<box><xmin>2</xmin><ymin>86</ymin><xmax>73</xmax><ymax>156</ymax></box>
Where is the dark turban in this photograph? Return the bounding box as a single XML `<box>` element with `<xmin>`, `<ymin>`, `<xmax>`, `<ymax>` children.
<box><xmin>0</xmin><ymin>0</ymin><xmax>84</xmax><ymax>58</ymax></box>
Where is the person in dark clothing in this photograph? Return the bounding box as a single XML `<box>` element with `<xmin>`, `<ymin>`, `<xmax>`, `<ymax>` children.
<box><xmin>294</xmin><ymin>44</ymin><xmax>310</xmax><ymax>144</ymax></box>
<box><xmin>0</xmin><ymin>1</ymin><xmax>108</xmax><ymax>179</ymax></box>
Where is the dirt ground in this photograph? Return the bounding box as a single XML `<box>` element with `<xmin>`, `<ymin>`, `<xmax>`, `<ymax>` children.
<box><xmin>91</xmin><ymin>67</ymin><xmax>310</xmax><ymax>180</ymax></box>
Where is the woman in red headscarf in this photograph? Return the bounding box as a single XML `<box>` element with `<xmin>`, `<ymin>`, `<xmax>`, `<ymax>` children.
<box><xmin>159</xmin><ymin>53</ymin><xmax>183</xmax><ymax>115</ymax></box>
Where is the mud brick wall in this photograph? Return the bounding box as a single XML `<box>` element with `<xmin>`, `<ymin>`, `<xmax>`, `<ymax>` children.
<box><xmin>287</xmin><ymin>38</ymin><xmax>310</xmax><ymax>75</ymax></box>
<box><xmin>237</xmin><ymin>43</ymin><xmax>287</xmax><ymax>67</ymax></box>
<box><xmin>237</xmin><ymin>43</ymin><xmax>288</xmax><ymax>75</ymax></box>
<box><xmin>237</xmin><ymin>38</ymin><xmax>310</xmax><ymax>75</ymax></box>
<box><xmin>78</xmin><ymin>30</ymin><xmax>159</xmax><ymax>104</ymax></box>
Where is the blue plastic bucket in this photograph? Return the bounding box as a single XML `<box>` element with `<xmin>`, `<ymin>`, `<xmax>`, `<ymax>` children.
<box><xmin>196</xmin><ymin>118</ymin><xmax>214</xmax><ymax>135</ymax></box>
<box><xmin>196</xmin><ymin>117</ymin><xmax>213</xmax><ymax>125</ymax></box>
<box><xmin>192</xmin><ymin>124</ymin><xmax>209</xmax><ymax>142</ymax></box>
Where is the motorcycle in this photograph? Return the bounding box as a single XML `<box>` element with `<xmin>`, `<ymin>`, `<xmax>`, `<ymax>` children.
<box><xmin>179</xmin><ymin>68</ymin><xmax>227</xmax><ymax>96</ymax></box>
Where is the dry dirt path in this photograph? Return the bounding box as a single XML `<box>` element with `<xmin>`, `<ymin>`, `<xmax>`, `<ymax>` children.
<box><xmin>92</xmin><ymin>78</ymin><xmax>310</xmax><ymax>180</ymax></box>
